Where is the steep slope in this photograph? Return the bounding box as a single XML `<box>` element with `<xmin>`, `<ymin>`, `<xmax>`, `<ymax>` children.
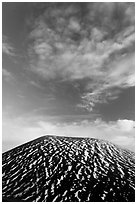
<box><xmin>2</xmin><ymin>135</ymin><xmax>135</xmax><ymax>202</ymax></box>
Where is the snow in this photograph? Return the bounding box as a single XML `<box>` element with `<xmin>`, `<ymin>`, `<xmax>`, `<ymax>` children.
<box><xmin>68</xmin><ymin>165</ymin><xmax>72</xmax><ymax>171</ymax></box>
<box><xmin>2</xmin><ymin>135</ymin><xmax>135</xmax><ymax>202</ymax></box>
<box><xmin>84</xmin><ymin>149</ymin><xmax>88</xmax><ymax>161</ymax></box>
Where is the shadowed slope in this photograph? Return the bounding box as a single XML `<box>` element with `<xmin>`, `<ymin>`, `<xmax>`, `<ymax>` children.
<box><xmin>2</xmin><ymin>135</ymin><xmax>135</xmax><ymax>202</ymax></box>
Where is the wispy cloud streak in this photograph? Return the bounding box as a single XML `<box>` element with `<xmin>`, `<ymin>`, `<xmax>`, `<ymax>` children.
<box><xmin>2</xmin><ymin>68</ymin><xmax>14</xmax><ymax>82</ymax></box>
<box><xmin>2</xmin><ymin>36</ymin><xmax>15</xmax><ymax>56</ymax></box>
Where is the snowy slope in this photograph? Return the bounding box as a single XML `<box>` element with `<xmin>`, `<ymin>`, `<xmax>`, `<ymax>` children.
<box><xmin>2</xmin><ymin>135</ymin><xmax>135</xmax><ymax>202</ymax></box>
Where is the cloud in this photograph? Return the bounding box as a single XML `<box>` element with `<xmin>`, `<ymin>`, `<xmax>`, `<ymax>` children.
<box><xmin>79</xmin><ymin>53</ymin><xmax>135</xmax><ymax>111</ymax></box>
<box><xmin>2</xmin><ymin>68</ymin><xmax>14</xmax><ymax>82</ymax></box>
<box><xmin>27</xmin><ymin>3</ymin><xmax>134</xmax><ymax>111</ymax></box>
<box><xmin>117</xmin><ymin>119</ymin><xmax>135</xmax><ymax>132</ymax></box>
<box><xmin>2</xmin><ymin>36</ymin><xmax>15</xmax><ymax>56</ymax></box>
<box><xmin>29</xmin><ymin>80</ymin><xmax>44</xmax><ymax>89</ymax></box>
<box><xmin>2</xmin><ymin>112</ymin><xmax>135</xmax><ymax>152</ymax></box>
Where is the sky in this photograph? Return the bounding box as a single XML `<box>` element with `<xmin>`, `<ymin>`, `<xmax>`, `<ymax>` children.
<box><xmin>2</xmin><ymin>2</ymin><xmax>135</xmax><ymax>152</ymax></box>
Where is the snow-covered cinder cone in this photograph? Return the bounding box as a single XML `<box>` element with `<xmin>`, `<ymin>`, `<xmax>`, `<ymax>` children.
<box><xmin>2</xmin><ymin>135</ymin><xmax>135</xmax><ymax>202</ymax></box>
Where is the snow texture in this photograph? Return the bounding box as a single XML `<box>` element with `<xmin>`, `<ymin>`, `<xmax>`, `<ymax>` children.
<box><xmin>2</xmin><ymin>135</ymin><xmax>135</xmax><ymax>202</ymax></box>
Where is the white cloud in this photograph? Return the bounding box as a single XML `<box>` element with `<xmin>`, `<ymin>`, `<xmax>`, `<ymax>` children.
<box><xmin>29</xmin><ymin>80</ymin><xmax>44</xmax><ymax>89</ymax></box>
<box><xmin>79</xmin><ymin>53</ymin><xmax>134</xmax><ymax>111</ymax></box>
<box><xmin>27</xmin><ymin>3</ymin><xmax>134</xmax><ymax>111</ymax></box>
<box><xmin>2</xmin><ymin>68</ymin><xmax>14</xmax><ymax>82</ymax></box>
<box><xmin>68</xmin><ymin>17</ymin><xmax>81</xmax><ymax>32</ymax></box>
<box><xmin>117</xmin><ymin>119</ymin><xmax>135</xmax><ymax>132</ymax></box>
<box><xmin>2</xmin><ymin>36</ymin><xmax>15</xmax><ymax>56</ymax></box>
<box><xmin>2</xmin><ymin>114</ymin><xmax>135</xmax><ymax>152</ymax></box>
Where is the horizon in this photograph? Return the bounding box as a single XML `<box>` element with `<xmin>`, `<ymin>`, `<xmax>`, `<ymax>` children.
<box><xmin>3</xmin><ymin>134</ymin><xmax>134</xmax><ymax>154</ymax></box>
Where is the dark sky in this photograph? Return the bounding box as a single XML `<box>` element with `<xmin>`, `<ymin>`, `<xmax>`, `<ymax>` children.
<box><xmin>2</xmin><ymin>2</ymin><xmax>135</xmax><ymax>152</ymax></box>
